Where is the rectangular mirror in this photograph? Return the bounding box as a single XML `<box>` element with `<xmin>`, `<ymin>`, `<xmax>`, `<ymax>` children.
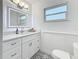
<box><xmin>7</xmin><ymin>7</ymin><xmax>31</xmax><ymax>28</ymax></box>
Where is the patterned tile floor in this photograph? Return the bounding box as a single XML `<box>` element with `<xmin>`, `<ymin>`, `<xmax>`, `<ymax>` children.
<box><xmin>31</xmin><ymin>51</ymin><xmax>54</xmax><ymax>59</ymax></box>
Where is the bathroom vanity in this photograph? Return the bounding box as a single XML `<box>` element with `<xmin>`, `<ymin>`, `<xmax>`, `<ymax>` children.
<box><xmin>3</xmin><ymin>0</ymin><xmax>40</xmax><ymax>59</ymax></box>
<box><xmin>3</xmin><ymin>32</ymin><xmax>40</xmax><ymax>59</ymax></box>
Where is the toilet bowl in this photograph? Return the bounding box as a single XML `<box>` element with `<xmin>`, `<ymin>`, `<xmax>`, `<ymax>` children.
<box><xmin>51</xmin><ymin>49</ymin><xmax>70</xmax><ymax>59</ymax></box>
<box><xmin>73</xmin><ymin>42</ymin><xmax>78</xmax><ymax>59</ymax></box>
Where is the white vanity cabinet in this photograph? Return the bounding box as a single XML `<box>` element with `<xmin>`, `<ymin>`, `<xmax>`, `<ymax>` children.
<box><xmin>3</xmin><ymin>32</ymin><xmax>40</xmax><ymax>59</ymax></box>
<box><xmin>22</xmin><ymin>33</ymin><xmax>40</xmax><ymax>59</ymax></box>
<box><xmin>3</xmin><ymin>38</ymin><xmax>21</xmax><ymax>59</ymax></box>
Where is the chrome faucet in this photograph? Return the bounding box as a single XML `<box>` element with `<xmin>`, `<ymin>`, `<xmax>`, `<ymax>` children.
<box><xmin>20</xmin><ymin>27</ymin><xmax>24</xmax><ymax>33</ymax></box>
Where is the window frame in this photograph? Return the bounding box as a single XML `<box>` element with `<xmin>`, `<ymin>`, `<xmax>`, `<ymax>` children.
<box><xmin>44</xmin><ymin>3</ymin><xmax>68</xmax><ymax>22</ymax></box>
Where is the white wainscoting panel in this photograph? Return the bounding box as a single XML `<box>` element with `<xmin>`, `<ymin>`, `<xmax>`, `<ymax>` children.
<box><xmin>40</xmin><ymin>31</ymin><xmax>78</xmax><ymax>56</ymax></box>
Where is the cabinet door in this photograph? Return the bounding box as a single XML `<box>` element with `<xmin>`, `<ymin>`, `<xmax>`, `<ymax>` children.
<box><xmin>22</xmin><ymin>40</ymin><xmax>34</xmax><ymax>59</ymax></box>
<box><xmin>28</xmin><ymin>40</ymin><xmax>34</xmax><ymax>58</ymax></box>
<box><xmin>28</xmin><ymin>37</ymin><xmax>40</xmax><ymax>58</ymax></box>
<box><xmin>32</xmin><ymin>38</ymin><xmax>40</xmax><ymax>54</ymax></box>
<box><xmin>22</xmin><ymin>43</ymin><xmax>29</xmax><ymax>59</ymax></box>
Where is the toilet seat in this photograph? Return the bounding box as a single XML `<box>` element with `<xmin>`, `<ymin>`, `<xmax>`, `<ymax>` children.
<box><xmin>52</xmin><ymin>49</ymin><xmax>70</xmax><ymax>59</ymax></box>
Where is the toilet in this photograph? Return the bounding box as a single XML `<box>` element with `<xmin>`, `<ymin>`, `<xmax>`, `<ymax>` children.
<box><xmin>51</xmin><ymin>49</ymin><xmax>70</xmax><ymax>59</ymax></box>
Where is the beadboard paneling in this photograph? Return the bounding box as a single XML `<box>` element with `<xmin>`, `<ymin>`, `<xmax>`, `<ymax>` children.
<box><xmin>40</xmin><ymin>32</ymin><xmax>78</xmax><ymax>55</ymax></box>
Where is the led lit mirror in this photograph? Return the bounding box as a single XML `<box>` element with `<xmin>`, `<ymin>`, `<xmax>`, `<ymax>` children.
<box><xmin>7</xmin><ymin>7</ymin><xmax>30</xmax><ymax>28</ymax></box>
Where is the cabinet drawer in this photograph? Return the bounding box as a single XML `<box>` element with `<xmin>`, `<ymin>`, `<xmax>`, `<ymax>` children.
<box><xmin>31</xmin><ymin>33</ymin><xmax>40</xmax><ymax>39</ymax></box>
<box><xmin>22</xmin><ymin>33</ymin><xmax>40</xmax><ymax>44</ymax></box>
<box><xmin>3</xmin><ymin>47</ymin><xmax>21</xmax><ymax>59</ymax></box>
<box><xmin>3</xmin><ymin>39</ymin><xmax>21</xmax><ymax>52</ymax></box>
<box><xmin>22</xmin><ymin>36</ymin><xmax>31</xmax><ymax>44</ymax></box>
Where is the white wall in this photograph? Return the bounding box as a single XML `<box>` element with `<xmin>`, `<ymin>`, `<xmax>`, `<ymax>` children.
<box><xmin>0</xmin><ymin>0</ymin><xmax>3</xmax><ymax>59</ymax></box>
<box><xmin>32</xmin><ymin>0</ymin><xmax>78</xmax><ymax>34</ymax></box>
<box><xmin>32</xmin><ymin>0</ymin><xmax>78</xmax><ymax>55</ymax></box>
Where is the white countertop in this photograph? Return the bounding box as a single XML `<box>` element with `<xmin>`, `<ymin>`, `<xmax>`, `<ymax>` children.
<box><xmin>3</xmin><ymin>32</ymin><xmax>40</xmax><ymax>42</ymax></box>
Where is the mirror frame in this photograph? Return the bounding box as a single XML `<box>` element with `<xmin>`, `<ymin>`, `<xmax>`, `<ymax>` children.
<box><xmin>7</xmin><ymin>6</ymin><xmax>31</xmax><ymax>28</ymax></box>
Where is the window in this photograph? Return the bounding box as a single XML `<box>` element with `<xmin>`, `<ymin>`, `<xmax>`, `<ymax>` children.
<box><xmin>44</xmin><ymin>3</ymin><xmax>68</xmax><ymax>22</ymax></box>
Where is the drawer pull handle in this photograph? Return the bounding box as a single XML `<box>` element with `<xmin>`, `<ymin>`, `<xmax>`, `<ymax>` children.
<box><xmin>29</xmin><ymin>43</ymin><xmax>32</xmax><ymax>46</ymax></box>
<box><xmin>11</xmin><ymin>53</ymin><xmax>16</xmax><ymax>57</ymax></box>
<box><xmin>11</xmin><ymin>43</ymin><xmax>16</xmax><ymax>45</ymax></box>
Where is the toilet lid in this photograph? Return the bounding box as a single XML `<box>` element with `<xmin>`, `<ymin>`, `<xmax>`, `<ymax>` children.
<box><xmin>53</xmin><ymin>50</ymin><xmax>70</xmax><ymax>59</ymax></box>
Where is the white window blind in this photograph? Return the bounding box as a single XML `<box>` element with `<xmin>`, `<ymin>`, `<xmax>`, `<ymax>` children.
<box><xmin>44</xmin><ymin>4</ymin><xmax>68</xmax><ymax>21</ymax></box>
